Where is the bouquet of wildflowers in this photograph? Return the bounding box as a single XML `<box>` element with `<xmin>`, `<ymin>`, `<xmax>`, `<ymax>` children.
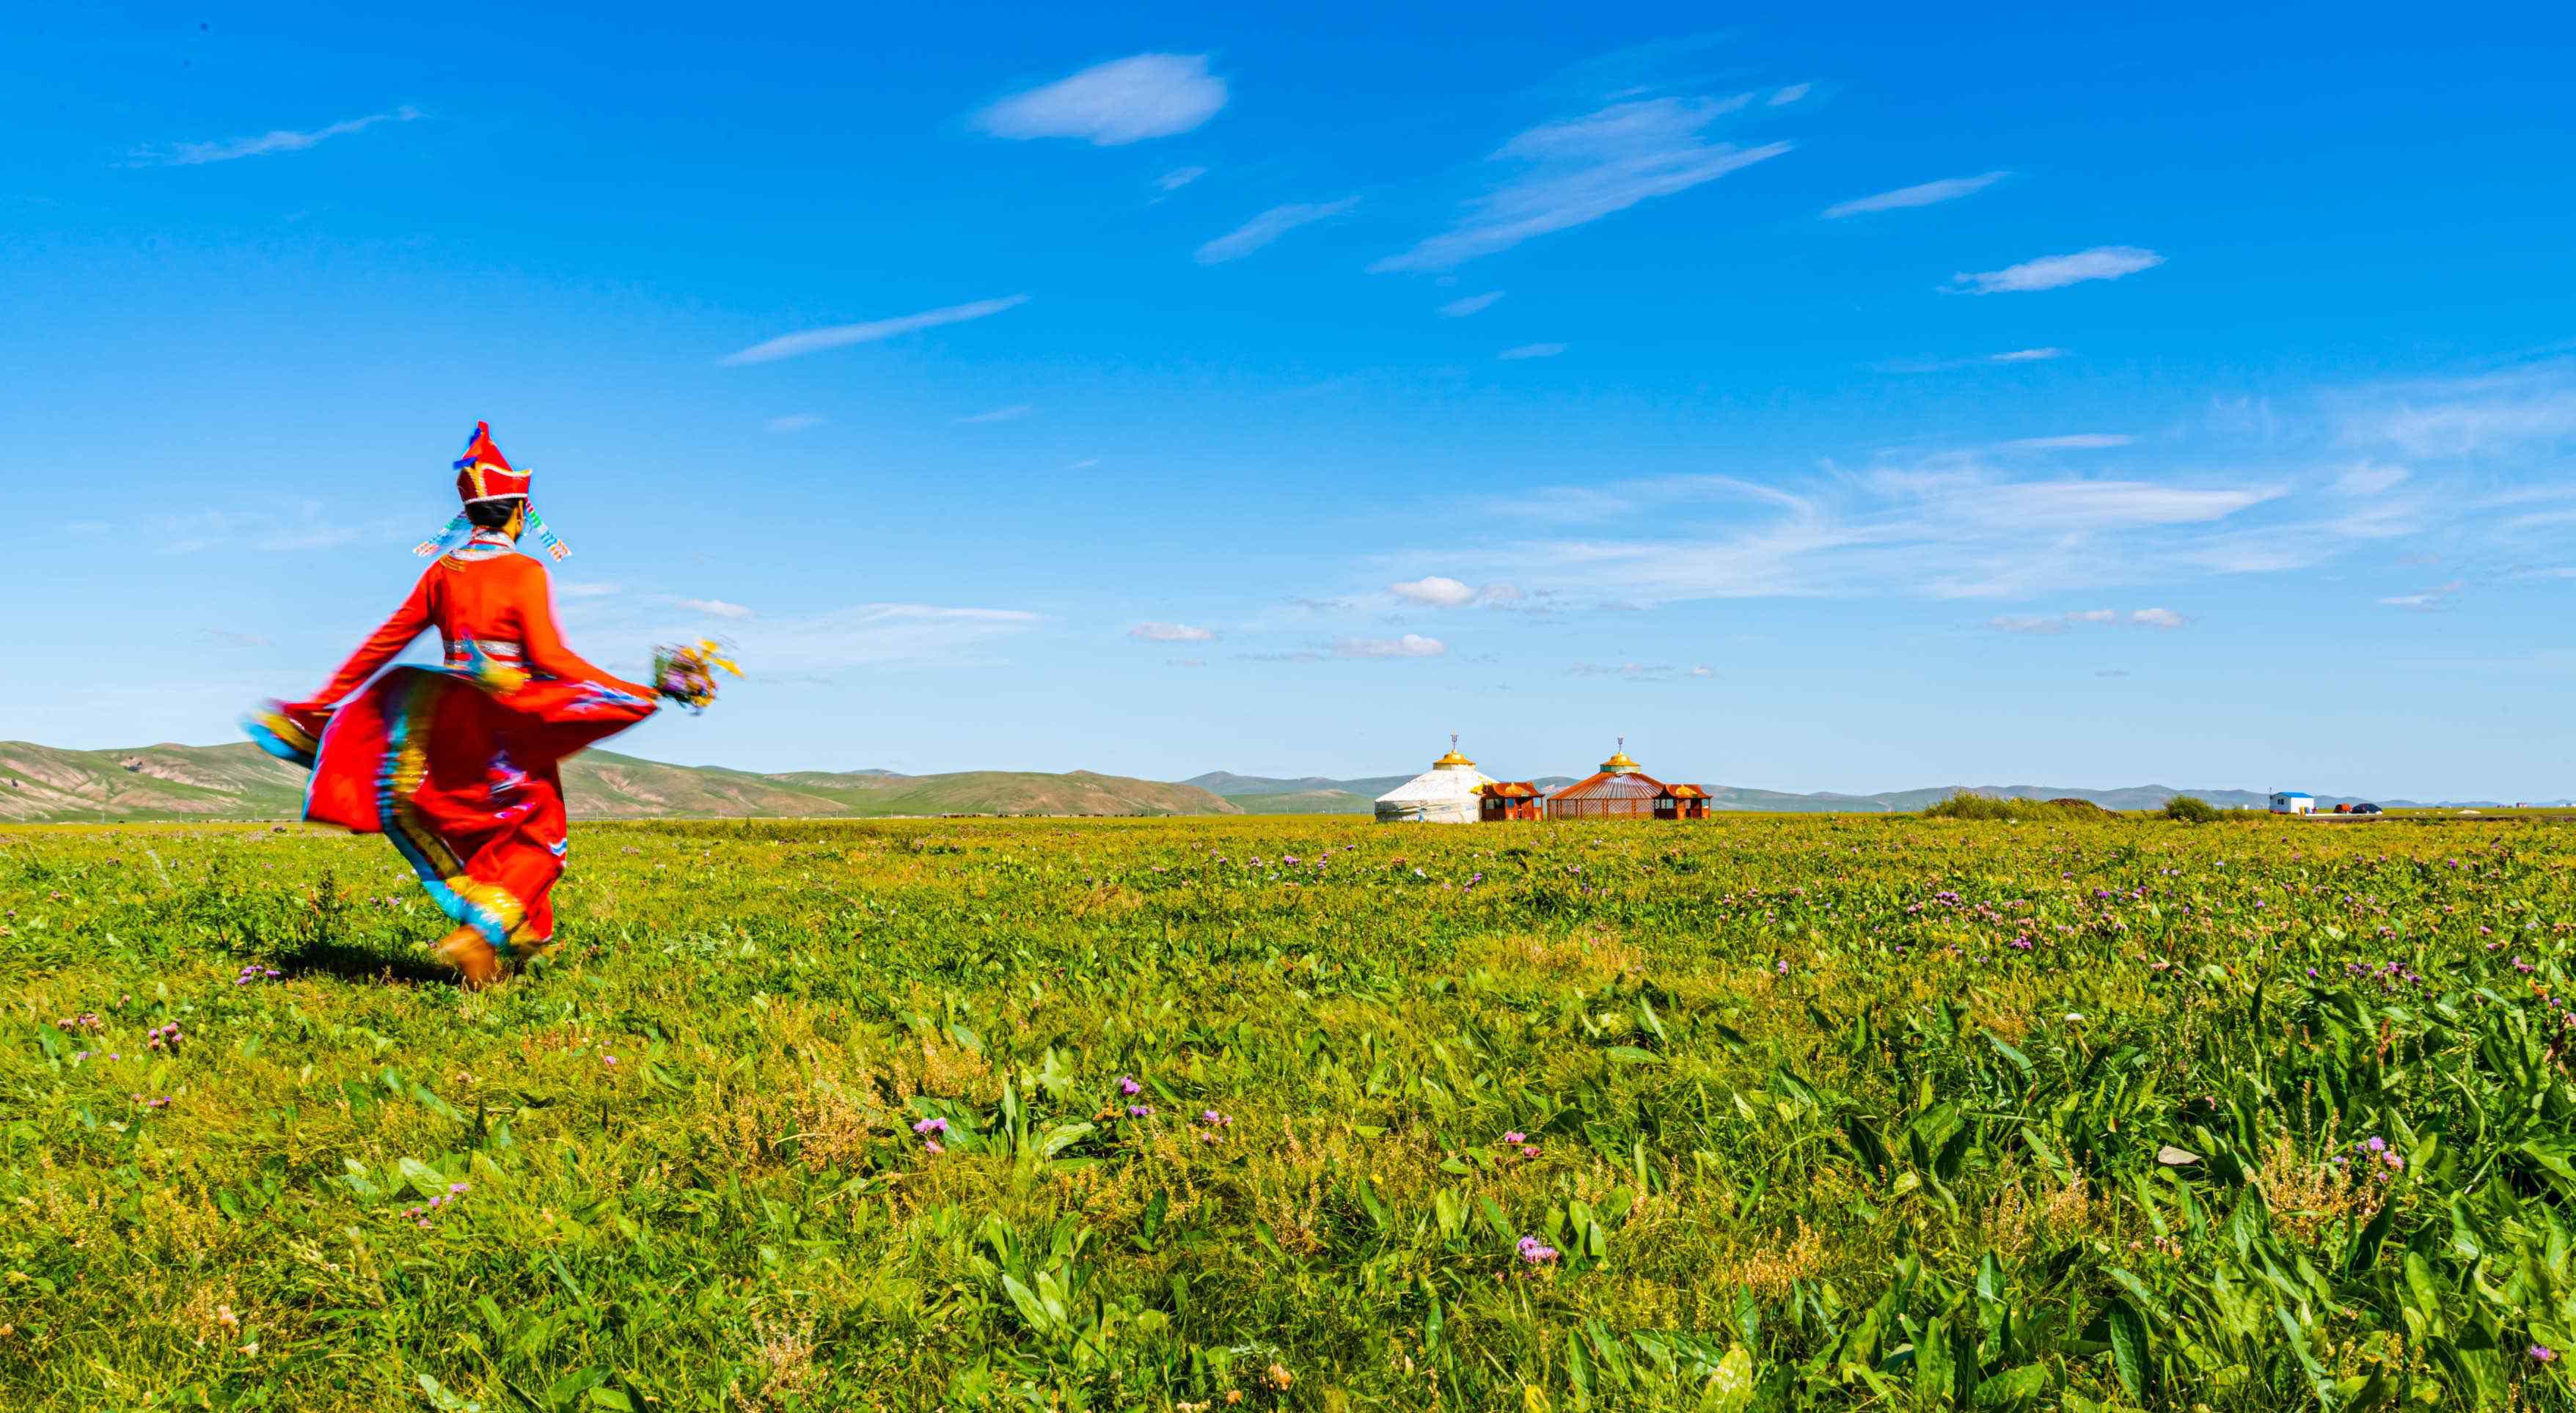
<box><xmin>651</xmin><ymin>639</ymin><xmax>742</xmax><ymax>713</ymax></box>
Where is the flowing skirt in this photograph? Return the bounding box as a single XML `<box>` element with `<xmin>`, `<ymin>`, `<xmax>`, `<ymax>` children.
<box><xmin>249</xmin><ymin>668</ymin><xmax>655</xmax><ymax>956</ymax></box>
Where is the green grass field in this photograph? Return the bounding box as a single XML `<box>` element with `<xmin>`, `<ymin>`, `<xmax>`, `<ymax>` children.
<box><xmin>7</xmin><ymin>814</ymin><xmax>2576</xmax><ymax>1409</ymax></box>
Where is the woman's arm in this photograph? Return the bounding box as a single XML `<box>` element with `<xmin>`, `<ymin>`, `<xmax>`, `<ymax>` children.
<box><xmin>283</xmin><ymin>570</ymin><xmax>435</xmax><ymax>711</ymax></box>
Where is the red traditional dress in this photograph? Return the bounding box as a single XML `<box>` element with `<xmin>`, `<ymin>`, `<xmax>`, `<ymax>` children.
<box><xmin>248</xmin><ymin>423</ymin><xmax>658</xmax><ymax>961</ymax></box>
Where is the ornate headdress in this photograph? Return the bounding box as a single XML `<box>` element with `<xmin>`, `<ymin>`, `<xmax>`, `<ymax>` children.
<box><xmin>414</xmin><ymin>422</ymin><xmax>570</xmax><ymax>560</ymax></box>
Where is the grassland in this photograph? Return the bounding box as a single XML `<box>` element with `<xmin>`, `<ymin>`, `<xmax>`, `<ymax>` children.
<box><xmin>6</xmin><ymin>812</ymin><xmax>2576</xmax><ymax>1409</ymax></box>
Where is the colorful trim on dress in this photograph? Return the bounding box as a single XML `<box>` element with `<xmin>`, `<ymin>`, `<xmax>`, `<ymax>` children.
<box><xmin>242</xmin><ymin>707</ymin><xmax>320</xmax><ymax>769</ymax></box>
<box><xmin>378</xmin><ymin>672</ymin><xmax>527</xmax><ymax>958</ymax></box>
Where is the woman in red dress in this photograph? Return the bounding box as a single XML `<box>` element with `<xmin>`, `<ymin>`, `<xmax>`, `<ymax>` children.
<box><xmin>248</xmin><ymin>422</ymin><xmax>723</xmax><ymax>986</ymax></box>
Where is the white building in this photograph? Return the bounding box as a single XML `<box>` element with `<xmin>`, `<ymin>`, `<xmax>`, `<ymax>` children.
<box><xmin>2269</xmin><ymin>790</ymin><xmax>2316</xmax><ymax>815</ymax></box>
<box><xmin>1374</xmin><ymin>738</ymin><xmax>1493</xmax><ymax>824</ymax></box>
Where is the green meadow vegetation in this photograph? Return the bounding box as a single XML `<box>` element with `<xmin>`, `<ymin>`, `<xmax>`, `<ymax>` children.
<box><xmin>7</xmin><ymin>813</ymin><xmax>2576</xmax><ymax>1410</ymax></box>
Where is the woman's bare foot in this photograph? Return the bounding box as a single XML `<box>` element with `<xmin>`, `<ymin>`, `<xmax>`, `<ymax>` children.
<box><xmin>432</xmin><ymin>925</ymin><xmax>503</xmax><ymax>988</ymax></box>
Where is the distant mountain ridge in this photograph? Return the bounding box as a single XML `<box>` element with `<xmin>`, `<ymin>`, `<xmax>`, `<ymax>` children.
<box><xmin>0</xmin><ymin>742</ymin><xmax>1238</xmax><ymax>823</ymax></box>
<box><xmin>0</xmin><ymin>741</ymin><xmax>2532</xmax><ymax>823</ymax></box>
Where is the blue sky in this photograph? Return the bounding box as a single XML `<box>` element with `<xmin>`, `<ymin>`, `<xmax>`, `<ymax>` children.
<box><xmin>7</xmin><ymin>4</ymin><xmax>2574</xmax><ymax>799</ymax></box>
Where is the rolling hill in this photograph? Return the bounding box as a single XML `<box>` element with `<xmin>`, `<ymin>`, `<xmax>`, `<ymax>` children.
<box><xmin>0</xmin><ymin>742</ymin><xmax>1239</xmax><ymax>823</ymax></box>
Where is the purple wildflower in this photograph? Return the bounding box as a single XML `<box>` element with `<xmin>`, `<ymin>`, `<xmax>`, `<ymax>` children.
<box><xmin>1502</xmin><ymin>1131</ymin><xmax>1526</xmax><ymax>1145</ymax></box>
<box><xmin>912</xmin><ymin>1117</ymin><xmax>949</xmax><ymax>1137</ymax></box>
<box><xmin>1127</xmin><ymin>1104</ymin><xmax>1155</xmax><ymax>1119</ymax></box>
<box><xmin>1516</xmin><ymin>1236</ymin><xmax>1559</xmax><ymax>1266</ymax></box>
<box><xmin>1119</xmin><ymin>1074</ymin><xmax>1142</xmax><ymax>1097</ymax></box>
<box><xmin>2533</xmin><ymin>1345</ymin><xmax>2558</xmax><ymax>1363</ymax></box>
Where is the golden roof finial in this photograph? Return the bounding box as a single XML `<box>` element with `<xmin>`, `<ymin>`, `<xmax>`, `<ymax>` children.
<box><xmin>1433</xmin><ymin>732</ymin><xmax>1476</xmax><ymax>768</ymax></box>
<box><xmin>1602</xmin><ymin>735</ymin><xmax>1642</xmax><ymax>773</ymax></box>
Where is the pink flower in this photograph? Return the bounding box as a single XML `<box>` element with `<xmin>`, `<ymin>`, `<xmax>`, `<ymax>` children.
<box><xmin>1119</xmin><ymin>1075</ymin><xmax>1142</xmax><ymax>1097</ymax></box>
<box><xmin>1502</xmin><ymin>1131</ymin><xmax>1526</xmax><ymax>1145</ymax></box>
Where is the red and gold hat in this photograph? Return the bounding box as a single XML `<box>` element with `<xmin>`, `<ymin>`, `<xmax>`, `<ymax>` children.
<box><xmin>414</xmin><ymin>422</ymin><xmax>571</xmax><ymax>560</ymax></box>
<box><xmin>453</xmin><ymin>421</ymin><xmax>531</xmax><ymax>504</ymax></box>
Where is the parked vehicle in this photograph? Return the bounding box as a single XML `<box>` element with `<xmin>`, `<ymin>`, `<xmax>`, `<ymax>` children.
<box><xmin>2352</xmin><ymin>802</ymin><xmax>2384</xmax><ymax>815</ymax></box>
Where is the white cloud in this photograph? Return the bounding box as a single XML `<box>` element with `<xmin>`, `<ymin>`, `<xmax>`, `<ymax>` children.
<box><xmin>1066</xmin><ymin>457</ymin><xmax>1101</xmax><ymax>469</ymax></box>
<box><xmin>739</xmin><ymin>603</ymin><xmax>1046</xmax><ymax>672</ymax></box>
<box><xmin>1950</xmin><ymin>246</ymin><xmax>2165</xmax><ymax>294</ymax></box>
<box><xmin>1371</xmin><ymin>97</ymin><xmax>1792</xmax><ymax>272</ymax></box>
<box><xmin>1128</xmin><ymin>621</ymin><xmax>1215</xmax><ymax>642</ymax></box>
<box><xmin>2379</xmin><ymin>581</ymin><xmax>2463</xmax><ymax>610</ymax></box>
<box><xmin>676</xmin><ymin>598</ymin><xmax>755</xmax><ymax>620</ymax></box>
<box><xmin>1688</xmin><ymin>665</ymin><xmax>1713</xmax><ymax>677</ymax></box>
<box><xmin>2065</xmin><ymin>609</ymin><xmax>2120</xmax><ymax>624</ymax></box>
<box><xmin>1335</xmin><ymin>633</ymin><xmax>1446</xmax><ymax>658</ymax></box>
<box><xmin>1991</xmin><ymin>348</ymin><xmax>2068</xmax><ymax>363</ymax></box>
<box><xmin>1768</xmin><ymin>83</ymin><xmax>1811</xmax><ymax>106</ymax></box>
<box><xmin>1499</xmin><ymin>342</ymin><xmax>1567</xmax><ymax>360</ymax></box>
<box><xmin>1195</xmin><ymin>197</ymin><xmax>1359</xmax><ymax>264</ymax></box>
<box><xmin>131</xmin><ymin>106</ymin><xmax>421</xmax><ymax>166</ymax></box>
<box><xmin>722</xmin><ymin>296</ymin><xmax>1029</xmax><ymax>366</ymax></box>
<box><xmin>1823</xmin><ymin>171</ymin><xmax>2005</xmax><ymax>219</ymax></box>
<box><xmin>1387</xmin><ymin>576</ymin><xmax>1477</xmax><ymax>606</ymax></box>
<box><xmin>2131</xmin><ymin>607</ymin><xmax>2187</xmax><ymax>629</ymax></box>
<box><xmin>765</xmin><ymin>414</ymin><xmax>827</xmax><ymax>433</ymax></box>
<box><xmin>1158</xmin><ymin>165</ymin><xmax>1208</xmax><ymax>191</ymax></box>
<box><xmin>975</xmin><ymin>54</ymin><xmax>1227</xmax><ymax>146</ymax></box>
<box><xmin>1988</xmin><ymin>615</ymin><xmax>2066</xmax><ymax>635</ymax></box>
<box><xmin>955</xmin><ymin>403</ymin><xmax>1033</xmax><ymax>424</ymax></box>
<box><xmin>559</xmin><ymin>582</ymin><xmax>623</xmax><ymax>598</ymax></box>
<box><xmin>1438</xmin><ymin>290</ymin><xmax>1505</xmax><ymax>318</ymax></box>
<box><xmin>2004</xmin><ymin>433</ymin><xmax>2133</xmax><ymax>450</ymax></box>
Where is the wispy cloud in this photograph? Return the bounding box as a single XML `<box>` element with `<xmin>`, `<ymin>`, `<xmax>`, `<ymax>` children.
<box><xmin>1128</xmin><ymin>621</ymin><xmax>1215</xmax><ymax>642</ymax></box>
<box><xmin>2379</xmin><ymin>581</ymin><xmax>2463</xmax><ymax>610</ymax></box>
<box><xmin>2335</xmin><ymin>364</ymin><xmax>2576</xmax><ymax>458</ymax></box>
<box><xmin>676</xmin><ymin>598</ymin><xmax>755</xmax><ymax>620</ymax></box>
<box><xmin>765</xmin><ymin>414</ymin><xmax>827</xmax><ymax>433</ymax></box>
<box><xmin>722</xmin><ymin>296</ymin><xmax>1029</xmax><ymax>366</ymax></box>
<box><xmin>1768</xmin><ymin>83</ymin><xmax>1811</xmax><ymax>106</ymax></box>
<box><xmin>1195</xmin><ymin>197</ymin><xmax>1359</xmax><ymax>264</ymax></box>
<box><xmin>1567</xmin><ymin>661</ymin><xmax>1680</xmax><ymax>679</ymax></box>
<box><xmin>1499</xmin><ymin>342</ymin><xmax>1567</xmax><ymax>360</ymax></box>
<box><xmin>559</xmin><ymin>582</ymin><xmax>623</xmax><ymax>599</ymax></box>
<box><xmin>1950</xmin><ymin>246</ymin><xmax>2164</xmax><ymax>295</ymax></box>
<box><xmin>1823</xmin><ymin>170</ymin><xmax>2005</xmax><ymax>219</ymax></box>
<box><xmin>2003</xmin><ymin>433</ymin><xmax>2133</xmax><ymax>450</ymax></box>
<box><xmin>130</xmin><ymin>106</ymin><xmax>422</xmax><ymax>166</ymax></box>
<box><xmin>739</xmin><ymin>603</ymin><xmax>1046</xmax><ymax>672</ymax></box>
<box><xmin>1371</xmin><ymin>97</ymin><xmax>1791</xmax><ymax>272</ymax></box>
<box><xmin>1168</xmin><ymin>658</ymin><xmax>1210</xmax><ymax>668</ymax></box>
<box><xmin>1335</xmin><ymin>633</ymin><xmax>1446</xmax><ymax>658</ymax></box>
<box><xmin>1877</xmin><ymin>347</ymin><xmax>2072</xmax><ymax>374</ymax></box>
<box><xmin>1988</xmin><ymin>606</ymin><xmax>2189</xmax><ymax>634</ymax></box>
<box><xmin>955</xmin><ymin>403</ymin><xmax>1033</xmax><ymax>424</ymax></box>
<box><xmin>153</xmin><ymin>504</ymin><xmax>364</xmax><ymax>554</ymax></box>
<box><xmin>1066</xmin><ymin>457</ymin><xmax>1101</xmax><ymax>470</ymax></box>
<box><xmin>1438</xmin><ymin>290</ymin><xmax>1506</xmax><ymax>318</ymax></box>
<box><xmin>2332</xmin><ymin>463</ymin><xmax>2409</xmax><ymax>495</ymax></box>
<box><xmin>1157</xmin><ymin>165</ymin><xmax>1207</xmax><ymax>191</ymax></box>
<box><xmin>975</xmin><ymin>54</ymin><xmax>1227</xmax><ymax>145</ymax></box>
<box><xmin>1458</xmin><ymin>463</ymin><xmax>2291</xmax><ymax>604</ymax></box>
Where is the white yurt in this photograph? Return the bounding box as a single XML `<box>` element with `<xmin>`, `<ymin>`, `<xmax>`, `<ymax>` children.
<box><xmin>1374</xmin><ymin>737</ymin><xmax>1493</xmax><ymax>824</ymax></box>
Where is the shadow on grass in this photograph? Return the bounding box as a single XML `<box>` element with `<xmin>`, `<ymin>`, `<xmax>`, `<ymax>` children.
<box><xmin>277</xmin><ymin>936</ymin><xmax>453</xmax><ymax>986</ymax></box>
